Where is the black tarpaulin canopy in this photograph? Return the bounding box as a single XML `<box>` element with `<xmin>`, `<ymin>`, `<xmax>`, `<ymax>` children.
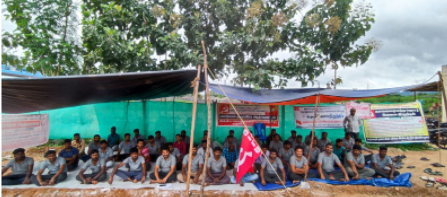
<box><xmin>2</xmin><ymin>70</ymin><xmax>202</xmax><ymax>113</ymax></box>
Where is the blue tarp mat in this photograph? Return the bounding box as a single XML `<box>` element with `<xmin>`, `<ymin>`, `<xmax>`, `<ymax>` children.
<box><xmin>254</xmin><ymin>180</ymin><xmax>300</xmax><ymax>191</ymax></box>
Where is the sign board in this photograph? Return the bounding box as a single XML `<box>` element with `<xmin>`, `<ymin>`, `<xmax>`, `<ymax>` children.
<box><xmin>2</xmin><ymin>114</ymin><xmax>50</xmax><ymax>151</ymax></box>
<box><xmin>346</xmin><ymin>102</ymin><xmax>371</xmax><ymax>119</ymax></box>
<box><xmin>294</xmin><ymin>105</ymin><xmax>346</xmax><ymax>129</ymax></box>
<box><xmin>217</xmin><ymin>103</ymin><xmax>279</xmax><ymax>127</ymax></box>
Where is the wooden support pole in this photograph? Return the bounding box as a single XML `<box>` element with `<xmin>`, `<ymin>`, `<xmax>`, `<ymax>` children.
<box><xmin>200</xmin><ymin>40</ymin><xmax>212</xmax><ymax>197</ymax></box>
<box><xmin>437</xmin><ymin>71</ymin><xmax>446</xmax><ymax>162</ymax></box>
<box><xmin>185</xmin><ymin>65</ymin><xmax>201</xmax><ymax>197</ymax></box>
<box><xmin>305</xmin><ymin>94</ymin><xmax>320</xmax><ymax>180</ymax></box>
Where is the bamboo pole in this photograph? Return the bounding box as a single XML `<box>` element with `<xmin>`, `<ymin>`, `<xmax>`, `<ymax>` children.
<box><xmin>200</xmin><ymin>41</ymin><xmax>212</xmax><ymax>197</ymax></box>
<box><xmin>437</xmin><ymin>72</ymin><xmax>446</xmax><ymax>162</ymax></box>
<box><xmin>185</xmin><ymin>65</ymin><xmax>201</xmax><ymax>197</ymax></box>
<box><xmin>305</xmin><ymin>94</ymin><xmax>320</xmax><ymax>180</ymax></box>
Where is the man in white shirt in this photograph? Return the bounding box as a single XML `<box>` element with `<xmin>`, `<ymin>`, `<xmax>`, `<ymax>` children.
<box><xmin>343</xmin><ymin>108</ymin><xmax>362</xmax><ymax>140</ymax></box>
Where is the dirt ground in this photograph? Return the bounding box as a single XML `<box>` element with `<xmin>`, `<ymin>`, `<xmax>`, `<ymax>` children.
<box><xmin>2</xmin><ymin>146</ymin><xmax>447</xmax><ymax>197</ymax></box>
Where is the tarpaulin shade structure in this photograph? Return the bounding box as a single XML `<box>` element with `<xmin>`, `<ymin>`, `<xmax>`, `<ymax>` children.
<box><xmin>2</xmin><ymin>70</ymin><xmax>202</xmax><ymax>113</ymax></box>
<box><xmin>208</xmin><ymin>83</ymin><xmax>425</xmax><ymax>105</ymax></box>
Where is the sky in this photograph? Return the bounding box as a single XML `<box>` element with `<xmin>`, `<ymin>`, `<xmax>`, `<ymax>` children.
<box><xmin>2</xmin><ymin>0</ymin><xmax>447</xmax><ymax>90</ymax></box>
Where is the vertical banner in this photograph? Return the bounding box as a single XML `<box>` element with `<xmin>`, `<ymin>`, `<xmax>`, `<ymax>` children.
<box><xmin>346</xmin><ymin>102</ymin><xmax>371</xmax><ymax>119</ymax></box>
<box><xmin>236</xmin><ymin>128</ymin><xmax>262</xmax><ymax>183</ymax></box>
<box><xmin>363</xmin><ymin>102</ymin><xmax>429</xmax><ymax>144</ymax></box>
<box><xmin>2</xmin><ymin>114</ymin><xmax>50</xmax><ymax>151</ymax></box>
<box><xmin>294</xmin><ymin>105</ymin><xmax>346</xmax><ymax>129</ymax></box>
<box><xmin>217</xmin><ymin>103</ymin><xmax>279</xmax><ymax>127</ymax></box>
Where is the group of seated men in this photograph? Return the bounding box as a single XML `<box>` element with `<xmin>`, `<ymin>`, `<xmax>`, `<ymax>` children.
<box><xmin>2</xmin><ymin>128</ymin><xmax>400</xmax><ymax>187</ymax></box>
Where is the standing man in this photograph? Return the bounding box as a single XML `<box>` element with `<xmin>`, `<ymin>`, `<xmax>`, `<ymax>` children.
<box><xmin>131</xmin><ymin>129</ymin><xmax>145</xmax><ymax>145</ymax></box>
<box><xmin>371</xmin><ymin>146</ymin><xmax>400</xmax><ymax>180</ymax></box>
<box><xmin>58</xmin><ymin>139</ymin><xmax>79</xmax><ymax>171</ymax></box>
<box><xmin>317</xmin><ymin>144</ymin><xmax>349</xmax><ymax>182</ymax></box>
<box><xmin>82</xmin><ymin>134</ymin><xmax>101</xmax><ymax>162</ymax></box>
<box><xmin>318</xmin><ymin>132</ymin><xmax>331</xmax><ymax>151</ymax></box>
<box><xmin>344</xmin><ymin>145</ymin><xmax>375</xmax><ymax>180</ymax></box>
<box><xmin>150</xmin><ymin>147</ymin><xmax>177</xmax><ymax>183</ymax></box>
<box><xmin>177</xmin><ymin>145</ymin><xmax>204</xmax><ymax>183</ymax></box>
<box><xmin>117</xmin><ymin>133</ymin><xmax>136</xmax><ymax>161</ymax></box>
<box><xmin>2</xmin><ymin>148</ymin><xmax>34</xmax><ymax>185</ymax></box>
<box><xmin>155</xmin><ymin>131</ymin><xmax>167</xmax><ymax>147</ymax></box>
<box><xmin>269</xmin><ymin>134</ymin><xmax>283</xmax><ymax>152</ymax></box>
<box><xmin>260</xmin><ymin>149</ymin><xmax>286</xmax><ymax>185</ymax></box>
<box><xmin>343</xmin><ymin>108</ymin><xmax>363</xmax><ymax>140</ymax></box>
<box><xmin>222</xmin><ymin>144</ymin><xmax>238</xmax><ymax>169</ymax></box>
<box><xmin>72</xmin><ymin>133</ymin><xmax>86</xmax><ymax>157</ymax></box>
<box><xmin>174</xmin><ymin>134</ymin><xmax>187</xmax><ymax>156</ymax></box>
<box><xmin>289</xmin><ymin>146</ymin><xmax>317</xmax><ymax>183</ymax></box>
<box><xmin>147</xmin><ymin>135</ymin><xmax>161</xmax><ymax>162</ymax></box>
<box><xmin>109</xmin><ymin>148</ymin><xmax>146</xmax><ymax>184</ymax></box>
<box><xmin>107</xmin><ymin>126</ymin><xmax>120</xmax><ymax>151</ymax></box>
<box><xmin>98</xmin><ymin>140</ymin><xmax>114</xmax><ymax>168</ymax></box>
<box><xmin>205</xmin><ymin>147</ymin><xmax>230</xmax><ymax>185</ymax></box>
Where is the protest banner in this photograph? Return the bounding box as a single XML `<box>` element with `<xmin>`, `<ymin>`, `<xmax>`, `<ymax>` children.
<box><xmin>217</xmin><ymin>103</ymin><xmax>279</xmax><ymax>127</ymax></box>
<box><xmin>294</xmin><ymin>105</ymin><xmax>346</xmax><ymax>129</ymax></box>
<box><xmin>2</xmin><ymin>114</ymin><xmax>50</xmax><ymax>151</ymax></box>
<box><xmin>363</xmin><ymin>102</ymin><xmax>429</xmax><ymax>144</ymax></box>
<box><xmin>236</xmin><ymin>128</ymin><xmax>262</xmax><ymax>183</ymax></box>
<box><xmin>346</xmin><ymin>102</ymin><xmax>371</xmax><ymax>119</ymax></box>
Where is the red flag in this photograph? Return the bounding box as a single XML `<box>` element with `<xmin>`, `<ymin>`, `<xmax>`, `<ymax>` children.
<box><xmin>236</xmin><ymin>128</ymin><xmax>262</xmax><ymax>183</ymax></box>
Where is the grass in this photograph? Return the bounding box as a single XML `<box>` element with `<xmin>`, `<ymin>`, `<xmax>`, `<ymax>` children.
<box><xmin>364</xmin><ymin>143</ymin><xmax>438</xmax><ymax>151</ymax></box>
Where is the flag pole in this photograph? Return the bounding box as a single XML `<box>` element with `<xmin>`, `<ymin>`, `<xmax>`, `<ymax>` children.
<box><xmin>185</xmin><ymin>65</ymin><xmax>201</xmax><ymax>197</ymax></box>
<box><xmin>305</xmin><ymin>94</ymin><xmax>320</xmax><ymax>180</ymax></box>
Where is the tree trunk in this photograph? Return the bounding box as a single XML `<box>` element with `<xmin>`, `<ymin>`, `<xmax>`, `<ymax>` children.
<box><xmin>57</xmin><ymin>1</ymin><xmax>72</xmax><ymax>76</ymax></box>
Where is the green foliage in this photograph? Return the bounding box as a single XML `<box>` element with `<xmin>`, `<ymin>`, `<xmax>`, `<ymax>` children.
<box><xmin>365</xmin><ymin>143</ymin><xmax>437</xmax><ymax>151</ymax></box>
<box><xmin>358</xmin><ymin>93</ymin><xmax>440</xmax><ymax>113</ymax></box>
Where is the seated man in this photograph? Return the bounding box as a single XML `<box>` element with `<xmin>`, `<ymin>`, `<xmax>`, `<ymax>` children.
<box><xmin>197</xmin><ymin>140</ymin><xmax>213</xmax><ymax>162</ymax></box>
<box><xmin>295</xmin><ymin>135</ymin><xmax>305</xmax><ymax>148</ymax></box>
<box><xmin>222</xmin><ymin>144</ymin><xmax>238</xmax><ymax>169</ymax></box>
<box><xmin>260</xmin><ymin>149</ymin><xmax>286</xmax><ymax>185</ymax></box>
<box><xmin>150</xmin><ymin>147</ymin><xmax>177</xmax><ymax>183</ymax></box>
<box><xmin>355</xmin><ymin>138</ymin><xmax>373</xmax><ymax>163</ymax></box>
<box><xmin>30</xmin><ymin>150</ymin><xmax>67</xmax><ymax>186</ymax></box>
<box><xmin>82</xmin><ymin>134</ymin><xmax>102</xmax><ymax>162</ymax></box>
<box><xmin>205</xmin><ymin>147</ymin><xmax>230</xmax><ymax>185</ymax></box>
<box><xmin>254</xmin><ymin>144</ymin><xmax>269</xmax><ymax>173</ymax></box>
<box><xmin>180</xmin><ymin>130</ymin><xmax>191</xmax><ymax>145</ymax></box>
<box><xmin>289</xmin><ymin>146</ymin><xmax>317</xmax><ymax>183</ymax></box>
<box><xmin>304</xmin><ymin>138</ymin><xmax>321</xmax><ymax>169</ymax></box>
<box><xmin>278</xmin><ymin>140</ymin><xmax>294</xmax><ymax>171</ymax></box>
<box><xmin>223</xmin><ymin>136</ymin><xmax>238</xmax><ymax>149</ymax></box>
<box><xmin>147</xmin><ymin>135</ymin><xmax>161</xmax><ymax>162</ymax></box>
<box><xmin>269</xmin><ymin>134</ymin><xmax>283</xmax><ymax>152</ymax></box>
<box><xmin>231</xmin><ymin>158</ymin><xmax>259</xmax><ymax>186</ymax></box>
<box><xmin>2</xmin><ymin>148</ymin><xmax>34</xmax><ymax>185</ymax></box>
<box><xmin>287</xmin><ymin>130</ymin><xmax>297</xmax><ymax>147</ymax></box>
<box><xmin>267</xmin><ymin>129</ymin><xmax>282</xmax><ymax>146</ymax></box>
<box><xmin>333</xmin><ymin>139</ymin><xmax>347</xmax><ymax>160</ymax></box>
<box><xmin>117</xmin><ymin>133</ymin><xmax>136</xmax><ymax>161</ymax></box>
<box><xmin>72</xmin><ymin>133</ymin><xmax>86</xmax><ymax>157</ymax></box>
<box><xmin>224</xmin><ymin>130</ymin><xmax>239</xmax><ymax>148</ymax></box>
<box><xmin>305</xmin><ymin>131</ymin><xmax>318</xmax><ymax>145</ymax></box>
<box><xmin>344</xmin><ymin>145</ymin><xmax>375</xmax><ymax>180</ymax></box>
<box><xmin>342</xmin><ymin>132</ymin><xmax>355</xmax><ymax>152</ymax></box>
<box><xmin>371</xmin><ymin>146</ymin><xmax>400</xmax><ymax>180</ymax></box>
<box><xmin>58</xmin><ymin>139</ymin><xmax>79</xmax><ymax>171</ymax></box>
<box><xmin>177</xmin><ymin>145</ymin><xmax>204</xmax><ymax>183</ymax></box>
<box><xmin>98</xmin><ymin>140</ymin><xmax>114</xmax><ymax>168</ymax></box>
<box><xmin>131</xmin><ymin>129</ymin><xmax>145</xmax><ymax>145</ymax></box>
<box><xmin>76</xmin><ymin>149</ymin><xmax>107</xmax><ymax>184</ymax></box>
<box><xmin>155</xmin><ymin>131</ymin><xmax>167</xmax><ymax>148</ymax></box>
<box><xmin>136</xmin><ymin>139</ymin><xmax>151</xmax><ymax>168</ymax></box>
<box><xmin>109</xmin><ymin>147</ymin><xmax>146</xmax><ymax>184</ymax></box>
<box><xmin>107</xmin><ymin>126</ymin><xmax>120</xmax><ymax>151</ymax></box>
<box><xmin>168</xmin><ymin>142</ymin><xmax>182</xmax><ymax>170</ymax></box>
<box><xmin>254</xmin><ymin>135</ymin><xmax>265</xmax><ymax>146</ymax></box>
<box><xmin>317</xmin><ymin>144</ymin><xmax>349</xmax><ymax>182</ymax></box>
<box><xmin>174</xmin><ymin>134</ymin><xmax>187</xmax><ymax>156</ymax></box>
<box><xmin>317</xmin><ymin>132</ymin><xmax>331</xmax><ymax>151</ymax></box>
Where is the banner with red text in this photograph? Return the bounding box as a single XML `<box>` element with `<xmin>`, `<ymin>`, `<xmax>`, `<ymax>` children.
<box><xmin>2</xmin><ymin>114</ymin><xmax>50</xmax><ymax>151</ymax></box>
<box><xmin>294</xmin><ymin>105</ymin><xmax>346</xmax><ymax>129</ymax></box>
<box><xmin>217</xmin><ymin>103</ymin><xmax>279</xmax><ymax>127</ymax></box>
<box><xmin>346</xmin><ymin>102</ymin><xmax>371</xmax><ymax>119</ymax></box>
<box><xmin>236</xmin><ymin>128</ymin><xmax>262</xmax><ymax>183</ymax></box>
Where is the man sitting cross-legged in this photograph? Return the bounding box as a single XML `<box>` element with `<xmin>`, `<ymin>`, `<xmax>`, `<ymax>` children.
<box><xmin>289</xmin><ymin>146</ymin><xmax>317</xmax><ymax>183</ymax></box>
<box><xmin>108</xmin><ymin>147</ymin><xmax>147</xmax><ymax>184</ymax></box>
<box><xmin>355</xmin><ymin>138</ymin><xmax>374</xmax><ymax>163</ymax></box>
<box><xmin>76</xmin><ymin>149</ymin><xmax>107</xmax><ymax>184</ymax></box>
<box><xmin>317</xmin><ymin>144</ymin><xmax>350</xmax><ymax>182</ymax></box>
<box><xmin>177</xmin><ymin>144</ymin><xmax>204</xmax><ymax>184</ymax></box>
<box><xmin>58</xmin><ymin>139</ymin><xmax>79</xmax><ymax>171</ymax></box>
<box><xmin>222</xmin><ymin>144</ymin><xmax>239</xmax><ymax>170</ymax></box>
<box><xmin>2</xmin><ymin>148</ymin><xmax>34</xmax><ymax>185</ymax></box>
<box><xmin>230</xmin><ymin>158</ymin><xmax>259</xmax><ymax>186</ymax></box>
<box><xmin>116</xmin><ymin>133</ymin><xmax>136</xmax><ymax>161</ymax></box>
<box><xmin>149</xmin><ymin>146</ymin><xmax>177</xmax><ymax>183</ymax></box>
<box><xmin>260</xmin><ymin>149</ymin><xmax>286</xmax><ymax>186</ymax></box>
<box><xmin>205</xmin><ymin>147</ymin><xmax>231</xmax><ymax>185</ymax></box>
<box><xmin>371</xmin><ymin>146</ymin><xmax>400</xmax><ymax>180</ymax></box>
<box><xmin>344</xmin><ymin>145</ymin><xmax>375</xmax><ymax>180</ymax></box>
<box><xmin>30</xmin><ymin>150</ymin><xmax>67</xmax><ymax>186</ymax></box>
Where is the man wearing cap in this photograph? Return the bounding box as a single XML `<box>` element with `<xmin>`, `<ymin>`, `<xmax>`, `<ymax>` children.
<box><xmin>2</xmin><ymin>148</ymin><xmax>34</xmax><ymax>185</ymax></box>
<box><xmin>58</xmin><ymin>139</ymin><xmax>79</xmax><ymax>171</ymax></box>
<box><xmin>107</xmin><ymin>126</ymin><xmax>120</xmax><ymax>151</ymax></box>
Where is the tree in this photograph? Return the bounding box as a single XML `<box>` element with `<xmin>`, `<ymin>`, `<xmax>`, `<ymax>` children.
<box><xmin>294</xmin><ymin>0</ymin><xmax>379</xmax><ymax>89</ymax></box>
<box><xmin>2</xmin><ymin>0</ymin><xmax>82</xmax><ymax>76</ymax></box>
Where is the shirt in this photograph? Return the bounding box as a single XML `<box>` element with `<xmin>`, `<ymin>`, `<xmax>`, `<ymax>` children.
<box><xmin>317</xmin><ymin>152</ymin><xmax>341</xmax><ymax>172</ymax></box>
<box><xmin>88</xmin><ymin>142</ymin><xmax>101</xmax><ymax>152</ymax></box>
<box><xmin>287</xmin><ymin>136</ymin><xmax>297</xmax><ymax>145</ymax></box>
<box><xmin>269</xmin><ymin>140</ymin><xmax>283</xmax><ymax>152</ymax></box>
<box><xmin>107</xmin><ymin>133</ymin><xmax>121</xmax><ymax>147</ymax></box>
<box><xmin>171</xmin><ymin>147</ymin><xmax>181</xmax><ymax>158</ymax></box>
<box><xmin>58</xmin><ymin>147</ymin><xmax>79</xmax><ymax>159</ymax></box>
<box><xmin>261</xmin><ymin>157</ymin><xmax>284</xmax><ymax>174</ymax></box>
<box><xmin>318</xmin><ymin>139</ymin><xmax>332</xmax><ymax>150</ymax></box>
<box><xmin>224</xmin><ymin>136</ymin><xmax>239</xmax><ymax>146</ymax></box>
<box><xmin>182</xmin><ymin>154</ymin><xmax>203</xmax><ymax>173</ymax></box>
<box><xmin>119</xmin><ymin>141</ymin><xmax>136</xmax><ymax>154</ymax></box>
<box><xmin>304</xmin><ymin>135</ymin><xmax>318</xmax><ymax>145</ymax></box>
<box><xmin>197</xmin><ymin>147</ymin><xmax>213</xmax><ymax>161</ymax></box>
<box><xmin>223</xmin><ymin>141</ymin><xmax>238</xmax><ymax>149</ymax></box>
<box><xmin>173</xmin><ymin>141</ymin><xmax>187</xmax><ymax>156</ymax></box>
<box><xmin>71</xmin><ymin>139</ymin><xmax>86</xmax><ymax>155</ymax></box>
<box><xmin>182</xmin><ymin>136</ymin><xmax>191</xmax><ymax>144</ymax></box>
<box><xmin>146</xmin><ymin>142</ymin><xmax>161</xmax><ymax>155</ymax></box>
<box><xmin>82</xmin><ymin>158</ymin><xmax>105</xmax><ymax>173</ymax></box>
<box><xmin>343</xmin><ymin>152</ymin><xmax>365</xmax><ymax>167</ymax></box>
<box><xmin>207</xmin><ymin>156</ymin><xmax>227</xmax><ymax>173</ymax></box>
<box><xmin>255</xmin><ymin>150</ymin><xmax>269</xmax><ymax>164</ymax></box>
<box><xmin>156</xmin><ymin>154</ymin><xmax>176</xmax><ymax>173</ymax></box>
<box><xmin>5</xmin><ymin>157</ymin><xmax>34</xmax><ymax>175</ymax></box>
<box><xmin>289</xmin><ymin>155</ymin><xmax>308</xmax><ymax>169</ymax></box>
<box><xmin>279</xmin><ymin>148</ymin><xmax>294</xmax><ymax>163</ymax></box>
<box><xmin>123</xmin><ymin>156</ymin><xmax>145</xmax><ymax>172</ymax></box>
<box><xmin>343</xmin><ymin>114</ymin><xmax>362</xmax><ymax>133</ymax></box>
<box><xmin>98</xmin><ymin>147</ymin><xmax>113</xmax><ymax>160</ymax></box>
<box><xmin>40</xmin><ymin>157</ymin><xmax>67</xmax><ymax>174</ymax></box>
<box><xmin>372</xmin><ymin>154</ymin><xmax>393</xmax><ymax>169</ymax></box>
<box><xmin>131</xmin><ymin>135</ymin><xmax>145</xmax><ymax>144</ymax></box>
<box><xmin>304</xmin><ymin>146</ymin><xmax>321</xmax><ymax>163</ymax></box>
<box><xmin>342</xmin><ymin>138</ymin><xmax>355</xmax><ymax>150</ymax></box>
<box><xmin>222</xmin><ymin>148</ymin><xmax>239</xmax><ymax>163</ymax></box>
<box><xmin>139</xmin><ymin>146</ymin><xmax>150</xmax><ymax>163</ymax></box>
<box><xmin>333</xmin><ymin>146</ymin><xmax>346</xmax><ymax>160</ymax></box>
<box><xmin>155</xmin><ymin>136</ymin><xmax>167</xmax><ymax>147</ymax></box>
